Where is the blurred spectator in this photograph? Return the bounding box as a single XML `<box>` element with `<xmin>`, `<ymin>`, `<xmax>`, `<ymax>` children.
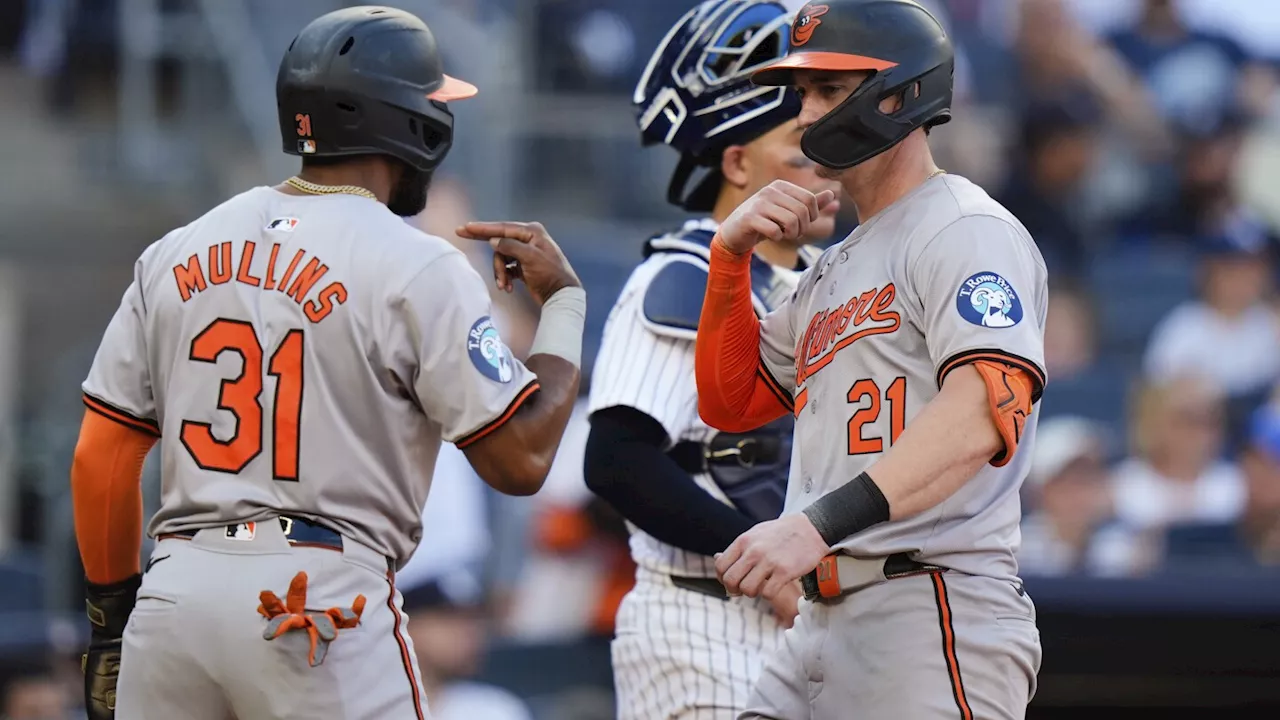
<box><xmin>1107</xmin><ymin>376</ymin><xmax>1246</xmax><ymax>573</ymax></box>
<box><xmin>2</xmin><ymin>671</ymin><xmax>67</xmax><ymax>720</ymax></box>
<box><xmin>1018</xmin><ymin>417</ymin><xmax>1117</xmax><ymax>575</ymax></box>
<box><xmin>1142</xmin><ymin>220</ymin><xmax>1280</xmax><ymax>400</ymax></box>
<box><xmin>1018</xmin><ymin>0</ymin><xmax>1171</xmax><ymax>160</ymax></box>
<box><xmin>1119</xmin><ymin>111</ymin><xmax>1256</xmax><ymax>246</ymax></box>
<box><xmin>1043</xmin><ymin>284</ymin><xmax>1100</xmax><ymax>381</ymax></box>
<box><xmin>1106</xmin><ymin>0</ymin><xmax>1257</xmax><ymax>135</ymax></box>
<box><xmin>21</xmin><ymin>0</ymin><xmax>121</xmax><ymax>116</ymax></box>
<box><xmin>402</xmin><ymin>572</ymin><xmax>534</xmax><ymax>720</ymax></box>
<box><xmin>1159</xmin><ymin>402</ymin><xmax>1280</xmax><ymax>569</ymax></box>
<box><xmin>1236</xmin><ymin>404</ymin><xmax>1280</xmax><ymax>566</ymax></box>
<box><xmin>997</xmin><ymin>90</ymin><xmax>1103</xmax><ymax>279</ymax></box>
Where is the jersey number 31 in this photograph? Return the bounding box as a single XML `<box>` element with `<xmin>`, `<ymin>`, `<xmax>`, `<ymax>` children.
<box><xmin>180</xmin><ymin>319</ymin><xmax>303</xmax><ymax>481</ymax></box>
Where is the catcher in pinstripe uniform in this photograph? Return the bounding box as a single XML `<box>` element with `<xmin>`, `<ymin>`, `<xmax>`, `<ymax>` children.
<box><xmin>583</xmin><ymin>2</ymin><xmax>840</xmax><ymax>717</ymax></box>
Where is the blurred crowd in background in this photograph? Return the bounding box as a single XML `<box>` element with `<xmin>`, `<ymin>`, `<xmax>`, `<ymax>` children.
<box><xmin>3</xmin><ymin>0</ymin><xmax>1280</xmax><ymax>717</ymax></box>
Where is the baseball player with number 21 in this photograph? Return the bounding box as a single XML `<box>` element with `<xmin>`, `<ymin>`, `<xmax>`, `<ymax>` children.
<box><xmin>71</xmin><ymin>7</ymin><xmax>584</xmax><ymax>720</ymax></box>
<box><xmin>698</xmin><ymin>1</ymin><xmax>1046</xmax><ymax>719</ymax></box>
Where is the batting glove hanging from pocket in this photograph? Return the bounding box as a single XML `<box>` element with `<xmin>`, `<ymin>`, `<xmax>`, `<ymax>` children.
<box><xmin>258</xmin><ymin>571</ymin><xmax>366</xmax><ymax>667</ymax></box>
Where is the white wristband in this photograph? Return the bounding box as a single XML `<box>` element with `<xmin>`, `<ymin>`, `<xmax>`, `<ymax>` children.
<box><xmin>529</xmin><ymin>286</ymin><xmax>586</xmax><ymax>368</ymax></box>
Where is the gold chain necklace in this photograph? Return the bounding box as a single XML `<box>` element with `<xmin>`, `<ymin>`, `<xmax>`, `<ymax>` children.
<box><xmin>927</xmin><ymin>168</ymin><xmax>947</xmax><ymax>180</ymax></box>
<box><xmin>284</xmin><ymin>176</ymin><xmax>377</xmax><ymax>200</ymax></box>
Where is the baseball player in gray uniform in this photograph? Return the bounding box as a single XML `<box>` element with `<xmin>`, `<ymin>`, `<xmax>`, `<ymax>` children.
<box><xmin>695</xmin><ymin>1</ymin><xmax>1045</xmax><ymax>718</ymax></box>
<box><xmin>584</xmin><ymin>2</ymin><xmax>841</xmax><ymax>718</ymax></box>
<box><xmin>70</xmin><ymin>8</ymin><xmax>585</xmax><ymax>720</ymax></box>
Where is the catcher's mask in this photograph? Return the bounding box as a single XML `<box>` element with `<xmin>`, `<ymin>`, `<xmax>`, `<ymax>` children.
<box><xmin>634</xmin><ymin>0</ymin><xmax>802</xmax><ymax>211</ymax></box>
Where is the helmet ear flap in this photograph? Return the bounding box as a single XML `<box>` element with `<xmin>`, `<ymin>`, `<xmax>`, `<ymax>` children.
<box><xmin>799</xmin><ymin>59</ymin><xmax>954</xmax><ymax>170</ymax></box>
<box><xmin>799</xmin><ymin>74</ymin><xmax>905</xmax><ymax>169</ymax></box>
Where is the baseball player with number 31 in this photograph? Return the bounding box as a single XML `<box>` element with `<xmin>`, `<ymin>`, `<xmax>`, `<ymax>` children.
<box><xmin>698</xmin><ymin>1</ymin><xmax>1045</xmax><ymax>718</ymax></box>
<box><xmin>71</xmin><ymin>7</ymin><xmax>584</xmax><ymax>720</ymax></box>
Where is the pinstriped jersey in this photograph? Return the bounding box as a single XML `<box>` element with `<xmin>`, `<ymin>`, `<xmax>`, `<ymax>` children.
<box><xmin>81</xmin><ymin>186</ymin><xmax>537</xmax><ymax>569</ymax></box>
<box><xmin>757</xmin><ymin>174</ymin><xmax>1048</xmax><ymax>582</ymax></box>
<box><xmin>589</xmin><ymin>219</ymin><xmax>818</xmax><ymax>578</ymax></box>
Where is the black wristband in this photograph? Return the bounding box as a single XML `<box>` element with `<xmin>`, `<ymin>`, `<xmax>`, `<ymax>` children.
<box><xmin>85</xmin><ymin>574</ymin><xmax>142</xmax><ymax>639</ymax></box>
<box><xmin>802</xmin><ymin>472</ymin><xmax>890</xmax><ymax>546</ymax></box>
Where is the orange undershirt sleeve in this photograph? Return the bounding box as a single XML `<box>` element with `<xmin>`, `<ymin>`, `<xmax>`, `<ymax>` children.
<box><xmin>71</xmin><ymin>407</ymin><xmax>157</xmax><ymax>584</ymax></box>
<box><xmin>695</xmin><ymin>239</ymin><xmax>790</xmax><ymax>432</ymax></box>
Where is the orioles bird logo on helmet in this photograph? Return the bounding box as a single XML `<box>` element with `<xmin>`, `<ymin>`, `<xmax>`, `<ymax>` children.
<box><xmin>792</xmin><ymin>3</ymin><xmax>829</xmax><ymax>46</ymax></box>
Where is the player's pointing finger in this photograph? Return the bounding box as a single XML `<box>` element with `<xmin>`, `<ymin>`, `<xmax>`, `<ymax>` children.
<box><xmin>457</xmin><ymin>221</ymin><xmax>539</xmax><ymax>243</ymax></box>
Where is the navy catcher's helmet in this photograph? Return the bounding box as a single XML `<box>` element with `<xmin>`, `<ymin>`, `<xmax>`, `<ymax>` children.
<box><xmin>634</xmin><ymin>0</ymin><xmax>801</xmax><ymax>212</ymax></box>
<box><xmin>753</xmin><ymin>0</ymin><xmax>953</xmax><ymax>170</ymax></box>
<box><xmin>277</xmin><ymin>6</ymin><xmax>477</xmax><ymax>173</ymax></box>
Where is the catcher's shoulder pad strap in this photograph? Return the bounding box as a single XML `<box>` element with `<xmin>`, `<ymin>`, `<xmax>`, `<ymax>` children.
<box><xmin>643</xmin><ymin>230</ymin><xmax>714</xmax><ymax>263</ymax></box>
<box><xmin>642</xmin><ymin>258</ymin><xmax>709</xmax><ymax>341</ymax></box>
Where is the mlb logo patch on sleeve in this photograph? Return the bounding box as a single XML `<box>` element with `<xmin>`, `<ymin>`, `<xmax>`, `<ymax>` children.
<box><xmin>956</xmin><ymin>272</ymin><xmax>1022</xmax><ymax>328</ymax></box>
<box><xmin>266</xmin><ymin>217</ymin><xmax>300</xmax><ymax>232</ymax></box>
<box><xmin>467</xmin><ymin>316</ymin><xmax>515</xmax><ymax>383</ymax></box>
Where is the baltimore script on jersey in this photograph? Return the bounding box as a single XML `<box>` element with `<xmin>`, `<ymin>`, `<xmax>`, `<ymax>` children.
<box><xmin>171</xmin><ymin>238</ymin><xmax>348</xmax><ymax>323</ymax></box>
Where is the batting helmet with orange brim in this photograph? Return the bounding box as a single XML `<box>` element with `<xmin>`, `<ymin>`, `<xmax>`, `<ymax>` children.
<box><xmin>752</xmin><ymin>0</ymin><xmax>953</xmax><ymax>170</ymax></box>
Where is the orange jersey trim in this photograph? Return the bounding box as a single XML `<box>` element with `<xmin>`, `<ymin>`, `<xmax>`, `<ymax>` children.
<box><xmin>454</xmin><ymin>380</ymin><xmax>540</xmax><ymax>449</ymax></box>
<box><xmin>936</xmin><ymin>349</ymin><xmax>1045</xmax><ymax>401</ymax></box>
<box><xmin>72</xmin><ymin>409</ymin><xmax>157</xmax><ymax>584</ymax></box>
<box><xmin>694</xmin><ymin>239</ymin><xmax>790</xmax><ymax>433</ymax></box>
<box><xmin>83</xmin><ymin>393</ymin><xmax>160</xmax><ymax>437</ymax></box>
<box><xmin>758</xmin><ymin>365</ymin><xmax>795</xmax><ymax>412</ymax></box>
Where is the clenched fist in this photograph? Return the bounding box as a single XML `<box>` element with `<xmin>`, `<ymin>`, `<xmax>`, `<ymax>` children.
<box><xmin>715</xmin><ymin>180</ymin><xmax>839</xmax><ymax>255</ymax></box>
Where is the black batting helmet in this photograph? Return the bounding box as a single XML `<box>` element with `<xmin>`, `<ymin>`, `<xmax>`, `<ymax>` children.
<box><xmin>752</xmin><ymin>0</ymin><xmax>953</xmax><ymax>170</ymax></box>
<box><xmin>276</xmin><ymin>6</ymin><xmax>476</xmax><ymax>173</ymax></box>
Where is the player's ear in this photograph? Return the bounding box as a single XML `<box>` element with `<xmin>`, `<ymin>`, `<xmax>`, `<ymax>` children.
<box><xmin>720</xmin><ymin>145</ymin><xmax>750</xmax><ymax>191</ymax></box>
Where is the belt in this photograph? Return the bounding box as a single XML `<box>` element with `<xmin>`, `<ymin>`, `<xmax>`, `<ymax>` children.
<box><xmin>669</xmin><ymin>575</ymin><xmax>729</xmax><ymax>601</ymax></box>
<box><xmin>800</xmin><ymin>552</ymin><xmax>943</xmax><ymax>602</ymax></box>
<box><xmin>160</xmin><ymin>516</ymin><xmax>343</xmax><ymax>551</ymax></box>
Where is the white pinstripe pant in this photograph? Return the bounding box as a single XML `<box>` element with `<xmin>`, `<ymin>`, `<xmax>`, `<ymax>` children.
<box><xmin>612</xmin><ymin>568</ymin><xmax>784</xmax><ymax>720</ymax></box>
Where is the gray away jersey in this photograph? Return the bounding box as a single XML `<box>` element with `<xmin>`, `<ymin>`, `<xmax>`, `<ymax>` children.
<box><xmin>82</xmin><ymin>187</ymin><xmax>537</xmax><ymax>569</ymax></box>
<box><xmin>758</xmin><ymin>174</ymin><xmax>1048</xmax><ymax>582</ymax></box>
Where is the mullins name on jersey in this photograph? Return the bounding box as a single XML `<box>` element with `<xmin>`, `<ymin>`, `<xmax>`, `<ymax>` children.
<box><xmin>171</xmin><ymin>240</ymin><xmax>348</xmax><ymax>324</ymax></box>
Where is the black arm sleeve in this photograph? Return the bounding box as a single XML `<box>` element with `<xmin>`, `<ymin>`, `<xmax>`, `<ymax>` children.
<box><xmin>584</xmin><ymin>406</ymin><xmax>756</xmax><ymax>557</ymax></box>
